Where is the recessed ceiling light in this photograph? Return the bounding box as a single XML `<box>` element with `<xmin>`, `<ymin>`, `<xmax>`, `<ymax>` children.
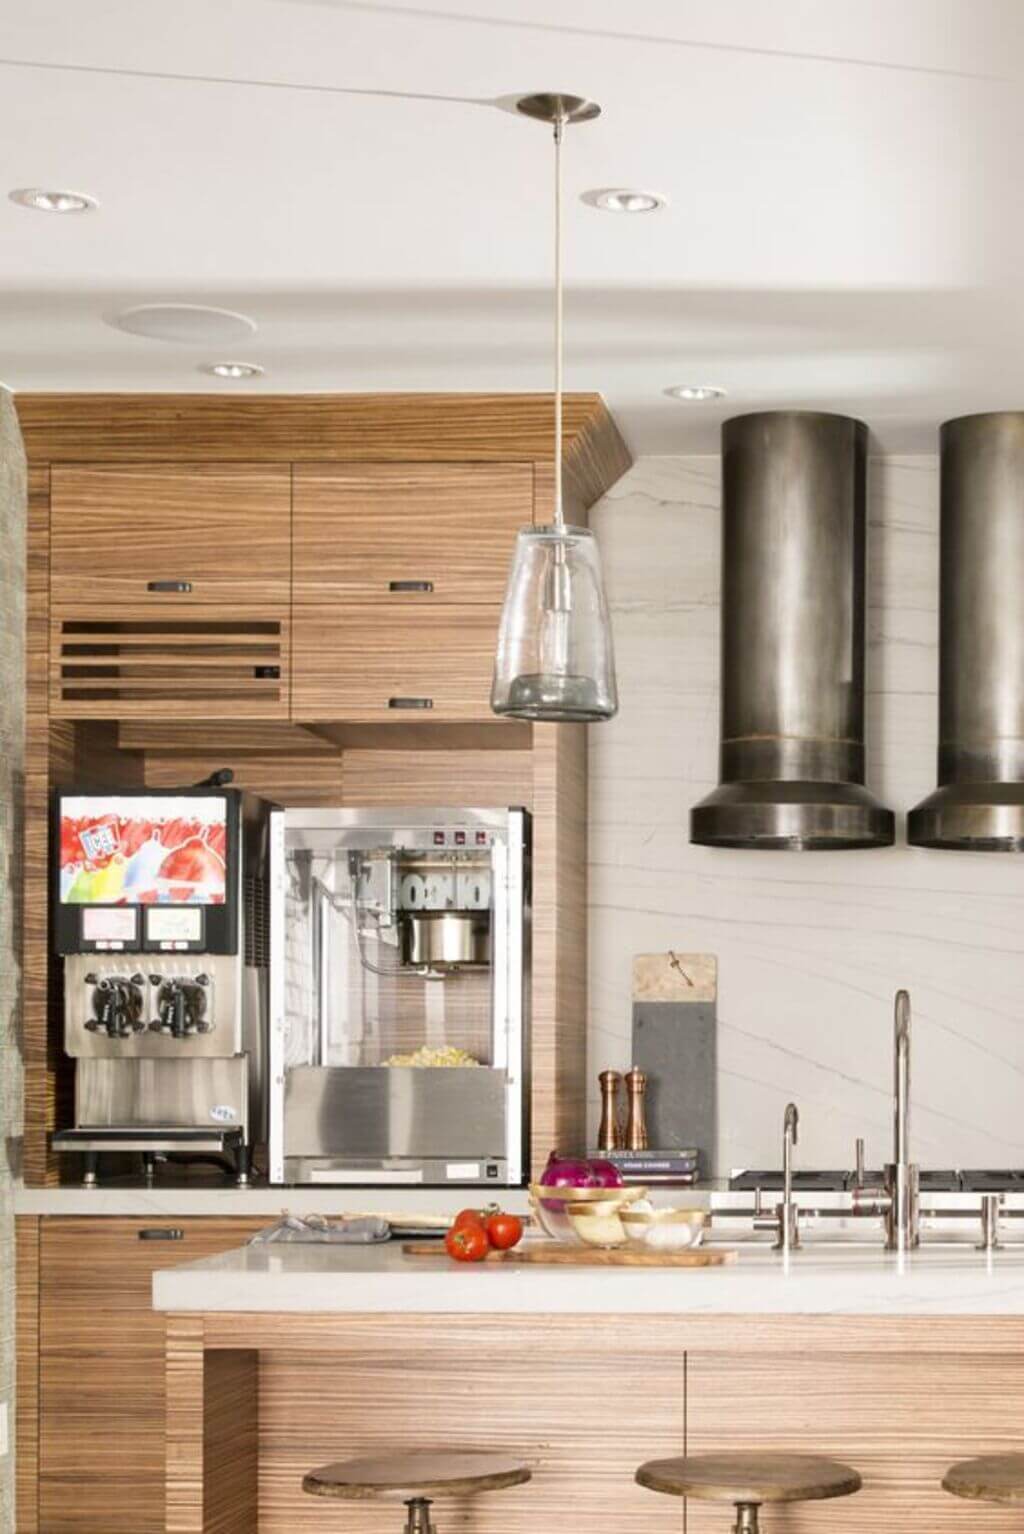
<box><xmin>582</xmin><ymin>188</ymin><xmax>667</xmax><ymax>213</ymax></box>
<box><xmin>665</xmin><ymin>385</ymin><xmax>727</xmax><ymax>403</ymax></box>
<box><xmin>110</xmin><ymin>304</ymin><xmax>257</xmax><ymax>344</ymax></box>
<box><xmin>202</xmin><ymin>362</ymin><xmax>264</xmax><ymax>380</ymax></box>
<box><xmin>9</xmin><ymin>187</ymin><xmax>97</xmax><ymax>214</ymax></box>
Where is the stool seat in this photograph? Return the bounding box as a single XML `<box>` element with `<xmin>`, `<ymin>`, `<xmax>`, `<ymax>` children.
<box><xmin>943</xmin><ymin>1454</ymin><xmax>1024</xmax><ymax>1504</ymax></box>
<box><xmin>303</xmin><ymin>1451</ymin><xmax>532</xmax><ymax>1502</ymax></box>
<box><xmin>637</xmin><ymin>1452</ymin><xmax>863</xmax><ymax>1505</ymax></box>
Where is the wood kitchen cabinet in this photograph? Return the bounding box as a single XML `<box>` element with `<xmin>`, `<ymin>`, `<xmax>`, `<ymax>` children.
<box><xmin>49</xmin><ymin>604</ymin><xmax>291</xmax><ymax>720</ymax></box>
<box><xmin>290</xmin><ymin>462</ymin><xmax>531</xmax><ymax>721</ymax></box>
<box><xmin>49</xmin><ymin>464</ymin><xmax>292</xmax><ymax>720</ymax></box>
<box><xmin>50</xmin><ymin>464</ymin><xmax>291</xmax><ymax>607</ymax></box>
<box><xmin>27</xmin><ymin>1215</ymin><xmax>265</xmax><ymax>1533</ymax></box>
<box><xmin>291</xmin><ymin>603</ymin><xmax>502</xmax><ymax>721</ymax></box>
<box><xmin>18</xmin><ymin>394</ymin><xmax>631</xmax><ymax>1187</ymax></box>
<box><xmin>292</xmin><ymin>462</ymin><xmax>532</xmax><ymax>604</ymax></box>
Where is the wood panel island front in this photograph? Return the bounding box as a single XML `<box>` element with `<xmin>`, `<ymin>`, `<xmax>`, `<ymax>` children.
<box><xmin>152</xmin><ymin>1240</ymin><xmax>1024</xmax><ymax>1534</ymax></box>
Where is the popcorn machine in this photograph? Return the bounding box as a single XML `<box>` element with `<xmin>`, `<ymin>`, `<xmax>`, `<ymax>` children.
<box><xmin>268</xmin><ymin>807</ymin><xmax>529</xmax><ymax>1186</ymax></box>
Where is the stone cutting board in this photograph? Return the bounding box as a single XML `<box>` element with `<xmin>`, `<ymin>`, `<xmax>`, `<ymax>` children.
<box><xmin>631</xmin><ymin>953</ymin><xmax>717</xmax><ymax>1177</ymax></box>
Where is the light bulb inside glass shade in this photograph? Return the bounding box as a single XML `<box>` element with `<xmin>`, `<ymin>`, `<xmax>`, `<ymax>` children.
<box><xmin>491</xmin><ymin>525</ymin><xmax>618</xmax><ymax>722</ymax></box>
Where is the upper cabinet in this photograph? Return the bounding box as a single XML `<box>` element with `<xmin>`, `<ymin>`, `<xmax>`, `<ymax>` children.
<box><xmin>24</xmin><ymin>395</ymin><xmax>631</xmax><ymax>727</ymax></box>
<box><xmin>290</xmin><ymin>462</ymin><xmax>533</xmax><ymax>721</ymax></box>
<box><xmin>50</xmin><ymin>464</ymin><xmax>291</xmax><ymax>606</ymax></box>
<box><xmin>292</xmin><ymin>462</ymin><xmax>532</xmax><ymax>604</ymax></box>
<box><xmin>49</xmin><ymin>464</ymin><xmax>291</xmax><ymax>719</ymax></box>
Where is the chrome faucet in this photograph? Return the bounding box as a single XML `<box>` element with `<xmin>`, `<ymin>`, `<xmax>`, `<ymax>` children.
<box><xmin>779</xmin><ymin>1101</ymin><xmax>800</xmax><ymax>1250</ymax></box>
<box><xmin>754</xmin><ymin>1102</ymin><xmax>802</xmax><ymax>1251</ymax></box>
<box><xmin>885</xmin><ymin>989</ymin><xmax>919</xmax><ymax>1249</ymax></box>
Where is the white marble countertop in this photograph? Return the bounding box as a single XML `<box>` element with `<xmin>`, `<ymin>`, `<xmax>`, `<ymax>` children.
<box><xmin>151</xmin><ymin>1237</ymin><xmax>1024</xmax><ymax>1316</ymax></box>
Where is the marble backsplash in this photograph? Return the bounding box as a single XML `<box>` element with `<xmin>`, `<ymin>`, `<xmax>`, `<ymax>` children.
<box><xmin>587</xmin><ymin>454</ymin><xmax>1024</xmax><ymax>1176</ymax></box>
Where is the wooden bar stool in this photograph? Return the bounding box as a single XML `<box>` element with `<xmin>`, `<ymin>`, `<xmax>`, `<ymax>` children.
<box><xmin>636</xmin><ymin>1452</ymin><xmax>862</xmax><ymax>1533</ymax></box>
<box><xmin>943</xmin><ymin>1454</ymin><xmax>1024</xmax><ymax>1506</ymax></box>
<box><xmin>303</xmin><ymin>1451</ymin><xmax>531</xmax><ymax>1533</ymax></box>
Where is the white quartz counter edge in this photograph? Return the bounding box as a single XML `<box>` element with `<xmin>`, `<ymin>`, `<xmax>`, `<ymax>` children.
<box><xmin>11</xmin><ymin>1185</ymin><xmax>542</xmax><ymax>1217</ymax></box>
<box><xmin>151</xmin><ymin>1240</ymin><xmax>1024</xmax><ymax>1316</ymax></box>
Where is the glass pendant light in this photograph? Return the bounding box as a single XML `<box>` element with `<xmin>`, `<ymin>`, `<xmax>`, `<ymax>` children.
<box><xmin>491</xmin><ymin>93</ymin><xmax>619</xmax><ymax>723</ymax></box>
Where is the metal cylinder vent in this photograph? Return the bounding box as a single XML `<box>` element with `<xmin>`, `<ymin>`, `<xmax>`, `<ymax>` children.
<box><xmin>690</xmin><ymin>411</ymin><xmax>894</xmax><ymax>849</ymax></box>
<box><xmin>909</xmin><ymin>412</ymin><xmax>1024</xmax><ymax>850</ymax></box>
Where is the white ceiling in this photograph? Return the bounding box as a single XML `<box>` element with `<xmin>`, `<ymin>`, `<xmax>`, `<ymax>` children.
<box><xmin>1</xmin><ymin>0</ymin><xmax>1022</xmax><ymax>452</ymax></box>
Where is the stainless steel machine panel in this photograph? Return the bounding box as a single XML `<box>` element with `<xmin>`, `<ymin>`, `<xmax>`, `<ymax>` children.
<box><xmin>76</xmin><ymin>1055</ymin><xmax>249</xmax><ymax>1134</ymax></box>
<box><xmin>282</xmin><ymin>1064</ymin><xmax>506</xmax><ymax>1159</ymax></box>
<box><xmin>64</xmin><ymin>953</ymin><xmax>243</xmax><ymax>1059</ymax></box>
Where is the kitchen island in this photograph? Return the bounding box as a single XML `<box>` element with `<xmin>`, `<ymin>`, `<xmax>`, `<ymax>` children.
<box><xmin>154</xmin><ymin>1239</ymin><xmax>1024</xmax><ymax>1534</ymax></box>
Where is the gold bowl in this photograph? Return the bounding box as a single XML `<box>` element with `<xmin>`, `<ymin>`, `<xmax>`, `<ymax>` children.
<box><xmin>528</xmin><ymin>1184</ymin><xmax>646</xmax><ymax>1243</ymax></box>
<box><xmin>620</xmin><ymin>1207</ymin><xmax>707</xmax><ymax>1252</ymax></box>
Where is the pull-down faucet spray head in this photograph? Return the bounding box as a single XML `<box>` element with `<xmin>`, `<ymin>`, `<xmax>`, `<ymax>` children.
<box><xmin>894</xmin><ymin>988</ymin><xmax>911</xmax><ymax>1167</ymax></box>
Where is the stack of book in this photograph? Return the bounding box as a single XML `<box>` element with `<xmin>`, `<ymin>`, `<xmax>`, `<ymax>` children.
<box><xmin>602</xmin><ymin>1147</ymin><xmax>701</xmax><ymax>1185</ymax></box>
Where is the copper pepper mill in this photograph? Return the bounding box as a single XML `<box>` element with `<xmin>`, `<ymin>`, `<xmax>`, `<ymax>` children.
<box><xmin>597</xmin><ymin>1070</ymin><xmax>625</xmax><ymax>1152</ymax></box>
<box><xmin>624</xmin><ymin>1065</ymin><xmax>649</xmax><ymax>1151</ymax></box>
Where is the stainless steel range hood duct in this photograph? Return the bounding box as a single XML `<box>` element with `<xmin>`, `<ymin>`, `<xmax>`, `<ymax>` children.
<box><xmin>691</xmin><ymin>411</ymin><xmax>895</xmax><ymax>849</ymax></box>
<box><xmin>909</xmin><ymin>413</ymin><xmax>1024</xmax><ymax>850</ymax></box>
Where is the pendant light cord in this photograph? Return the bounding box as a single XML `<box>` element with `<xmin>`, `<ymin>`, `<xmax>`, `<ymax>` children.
<box><xmin>553</xmin><ymin>112</ymin><xmax>565</xmax><ymax>534</ymax></box>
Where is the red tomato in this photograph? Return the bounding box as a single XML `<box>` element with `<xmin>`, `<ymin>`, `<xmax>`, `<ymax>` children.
<box><xmin>452</xmin><ymin>1205</ymin><xmax>495</xmax><ymax>1231</ymax></box>
<box><xmin>485</xmin><ymin>1212</ymin><xmax>523</xmax><ymax>1251</ymax></box>
<box><xmin>445</xmin><ymin>1224</ymin><xmax>489</xmax><ymax>1262</ymax></box>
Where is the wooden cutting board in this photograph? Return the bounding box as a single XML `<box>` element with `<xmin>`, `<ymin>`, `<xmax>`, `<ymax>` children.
<box><xmin>402</xmin><ymin>1241</ymin><xmax>736</xmax><ymax>1267</ymax></box>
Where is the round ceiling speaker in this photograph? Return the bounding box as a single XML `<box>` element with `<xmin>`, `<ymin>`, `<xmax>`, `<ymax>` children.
<box><xmin>109</xmin><ymin>304</ymin><xmax>257</xmax><ymax>344</ymax></box>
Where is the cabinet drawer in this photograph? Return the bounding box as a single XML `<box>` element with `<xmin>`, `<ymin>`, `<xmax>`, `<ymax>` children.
<box><xmin>293</xmin><ymin>462</ymin><xmax>532</xmax><ymax>603</ymax></box>
<box><xmin>292</xmin><ymin>604</ymin><xmax>501</xmax><ymax>721</ymax></box>
<box><xmin>50</xmin><ymin>463</ymin><xmax>291</xmax><ymax>606</ymax></box>
<box><xmin>38</xmin><ymin>1216</ymin><xmax>265</xmax><ymax>1533</ymax></box>
<box><xmin>50</xmin><ymin>606</ymin><xmax>290</xmax><ymax>720</ymax></box>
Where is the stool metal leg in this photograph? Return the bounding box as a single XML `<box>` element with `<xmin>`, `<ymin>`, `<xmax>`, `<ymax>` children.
<box><xmin>732</xmin><ymin>1504</ymin><xmax>760</xmax><ymax>1534</ymax></box>
<box><xmin>404</xmin><ymin>1497</ymin><xmax>437</xmax><ymax>1534</ymax></box>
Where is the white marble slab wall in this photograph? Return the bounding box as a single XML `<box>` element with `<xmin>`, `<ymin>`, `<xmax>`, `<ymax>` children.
<box><xmin>588</xmin><ymin>454</ymin><xmax>1024</xmax><ymax>1175</ymax></box>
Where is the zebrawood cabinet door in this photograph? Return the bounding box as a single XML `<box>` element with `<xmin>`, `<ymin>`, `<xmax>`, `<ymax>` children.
<box><xmin>49</xmin><ymin>604</ymin><xmax>290</xmax><ymax>719</ymax></box>
<box><xmin>50</xmin><ymin>464</ymin><xmax>291</xmax><ymax>606</ymax></box>
<box><xmin>37</xmin><ymin>1216</ymin><xmax>264</xmax><ymax>1533</ymax></box>
<box><xmin>292</xmin><ymin>462</ymin><xmax>532</xmax><ymax>604</ymax></box>
<box><xmin>292</xmin><ymin>604</ymin><xmax>502</xmax><ymax>721</ymax></box>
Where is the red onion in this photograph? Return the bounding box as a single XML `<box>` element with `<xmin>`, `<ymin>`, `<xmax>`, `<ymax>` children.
<box><xmin>539</xmin><ymin>1151</ymin><xmax>624</xmax><ymax>1189</ymax></box>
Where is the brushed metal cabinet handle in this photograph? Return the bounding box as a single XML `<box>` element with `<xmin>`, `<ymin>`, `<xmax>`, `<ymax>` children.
<box><xmin>388</xmin><ymin>580</ymin><xmax>434</xmax><ymax>593</ymax></box>
<box><xmin>138</xmin><ymin>1227</ymin><xmax>185</xmax><ymax>1240</ymax></box>
<box><xmin>388</xmin><ymin>697</ymin><xmax>434</xmax><ymax>710</ymax></box>
<box><xmin>146</xmin><ymin>580</ymin><xmax>193</xmax><ymax>594</ymax></box>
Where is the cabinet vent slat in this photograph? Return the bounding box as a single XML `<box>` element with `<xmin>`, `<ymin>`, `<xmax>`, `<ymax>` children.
<box><xmin>52</xmin><ymin>615</ymin><xmax>287</xmax><ymax>718</ymax></box>
<box><xmin>58</xmin><ymin>630</ymin><xmax>280</xmax><ymax>647</ymax></box>
<box><xmin>59</xmin><ymin>653</ymin><xmax>282</xmax><ymax>669</ymax></box>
